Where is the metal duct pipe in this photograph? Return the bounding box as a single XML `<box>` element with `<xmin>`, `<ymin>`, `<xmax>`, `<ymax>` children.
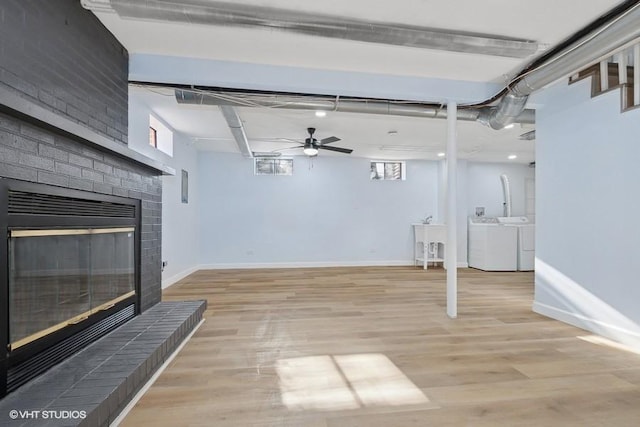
<box><xmin>477</xmin><ymin>92</ymin><xmax>529</xmax><ymax>129</ymax></box>
<box><xmin>219</xmin><ymin>106</ymin><xmax>253</xmax><ymax>157</ymax></box>
<box><xmin>83</xmin><ymin>0</ymin><xmax>540</xmax><ymax>58</ymax></box>
<box><xmin>485</xmin><ymin>2</ymin><xmax>640</xmax><ymax>129</ymax></box>
<box><xmin>174</xmin><ymin>89</ymin><xmax>536</xmax><ymax>124</ymax></box>
<box><xmin>500</xmin><ymin>174</ymin><xmax>512</xmax><ymax>217</ymax></box>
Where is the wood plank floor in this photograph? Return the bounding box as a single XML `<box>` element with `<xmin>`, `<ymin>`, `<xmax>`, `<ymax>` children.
<box><xmin>121</xmin><ymin>267</ymin><xmax>640</xmax><ymax>426</ymax></box>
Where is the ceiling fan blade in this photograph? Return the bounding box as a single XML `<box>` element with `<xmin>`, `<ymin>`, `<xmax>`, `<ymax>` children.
<box><xmin>320</xmin><ymin>136</ymin><xmax>341</xmax><ymax>145</ymax></box>
<box><xmin>318</xmin><ymin>145</ymin><xmax>353</xmax><ymax>154</ymax></box>
<box><xmin>252</xmin><ymin>137</ymin><xmax>302</xmax><ymax>143</ymax></box>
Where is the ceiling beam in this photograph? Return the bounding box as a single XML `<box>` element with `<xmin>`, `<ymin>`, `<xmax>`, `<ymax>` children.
<box><xmin>84</xmin><ymin>0</ymin><xmax>541</xmax><ymax>58</ymax></box>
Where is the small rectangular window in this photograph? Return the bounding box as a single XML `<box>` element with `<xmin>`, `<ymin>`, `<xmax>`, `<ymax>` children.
<box><xmin>149</xmin><ymin>115</ymin><xmax>173</xmax><ymax>156</ymax></box>
<box><xmin>370</xmin><ymin>161</ymin><xmax>405</xmax><ymax>180</ymax></box>
<box><xmin>149</xmin><ymin>127</ymin><xmax>157</xmax><ymax>148</ymax></box>
<box><xmin>255</xmin><ymin>158</ymin><xmax>293</xmax><ymax>176</ymax></box>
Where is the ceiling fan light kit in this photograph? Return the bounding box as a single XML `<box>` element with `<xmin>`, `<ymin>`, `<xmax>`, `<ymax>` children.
<box><xmin>292</xmin><ymin>127</ymin><xmax>353</xmax><ymax>157</ymax></box>
<box><xmin>303</xmin><ymin>143</ymin><xmax>319</xmax><ymax>156</ymax></box>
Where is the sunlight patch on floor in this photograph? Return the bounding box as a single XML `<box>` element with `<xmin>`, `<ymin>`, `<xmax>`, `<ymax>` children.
<box><xmin>276</xmin><ymin>353</ymin><xmax>430</xmax><ymax>411</ymax></box>
<box><xmin>577</xmin><ymin>335</ymin><xmax>640</xmax><ymax>356</ymax></box>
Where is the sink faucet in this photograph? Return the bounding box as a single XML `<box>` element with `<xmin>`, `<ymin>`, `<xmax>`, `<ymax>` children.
<box><xmin>423</xmin><ymin>215</ymin><xmax>433</xmax><ymax>224</ymax></box>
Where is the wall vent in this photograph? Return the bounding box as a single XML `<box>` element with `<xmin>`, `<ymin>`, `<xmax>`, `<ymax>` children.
<box><xmin>8</xmin><ymin>190</ymin><xmax>135</xmax><ymax>218</ymax></box>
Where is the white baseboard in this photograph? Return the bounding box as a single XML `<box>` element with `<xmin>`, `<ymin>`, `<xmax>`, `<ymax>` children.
<box><xmin>197</xmin><ymin>260</ymin><xmax>421</xmax><ymax>270</ymax></box>
<box><xmin>533</xmin><ymin>301</ymin><xmax>640</xmax><ymax>348</ymax></box>
<box><xmin>198</xmin><ymin>260</ymin><xmax>469</xmax><ymax>270</ymax></box>
<box><xmin>162</xmin><ymin>265</ymin><xmax>199</xmax><ymax>289</ymax></box>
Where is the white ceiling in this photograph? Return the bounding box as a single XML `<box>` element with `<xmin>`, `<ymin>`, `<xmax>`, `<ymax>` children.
<box><xmin>92</xmin><ymin>0</ymin><xmax>624</xmax><ymax>163</ymax></box>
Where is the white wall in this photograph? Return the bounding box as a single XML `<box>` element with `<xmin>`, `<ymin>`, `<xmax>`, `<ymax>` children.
<box><xmin>534</xmin><ymin>78</ymin><xmax>640</xmax><ymax>348</ymax></box>
<box><xmin>466</xmin><ymin>162</ymin><xmax>535</xmax><ymax>218</ymax></box>
<box><xmin>160</xmin><ymin>133</ymin><xmax>199</xmax><ymax>287</ymax></box>
<box><xmin>128</xmin><ymin>92</ymin><xmax>174</xmax><ymax>166</ymax></box>
<box><xmin>150</xmin><ymin>143</ymin><xmax>534</xmax><ymax>273</ymax></box>
<box><xmin>197</xmin><ymin>152</ymin><xmax>439</xmax><ymax>267</ymax></box>
<box><xmin>128</xmin><ymin>90</ymin><xmax>200</xmax><ymax>288</ymax></box>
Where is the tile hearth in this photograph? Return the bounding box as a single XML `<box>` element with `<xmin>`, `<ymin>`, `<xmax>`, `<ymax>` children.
<box><xmin>0</xmin><ymin>300</ymin><xmax>206</xmax><ymax>427</ymax></box>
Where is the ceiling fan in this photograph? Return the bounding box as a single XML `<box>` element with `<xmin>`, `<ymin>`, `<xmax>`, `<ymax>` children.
<box><xmin>294</xmin><ymin>127</ymin><xmax>353</xmax><ymax>157</ymax></box>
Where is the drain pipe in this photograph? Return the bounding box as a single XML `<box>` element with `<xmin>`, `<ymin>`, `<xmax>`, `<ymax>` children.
<box><xmin>479</xmin><ymin>2</ymin><xmax>640</xmax><ymax>130</ymax></box>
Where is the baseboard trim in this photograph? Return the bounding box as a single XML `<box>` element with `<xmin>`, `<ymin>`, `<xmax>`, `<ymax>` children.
<box><xmin>533</xmin><ymin>301</ymin><xmax>640</xmax><ymax>347</ymax></box>
<box><xmin>162</xmin><ymin>265</ymin><xmax>199</xmax><ymax>289</ymax></box>
<box><xmin>198</xmin><ymin>260</ymin><xmax>421</xmax><ymax>270</ymax></box>
<box><xmin>197</xmin><ymin>260</ymin><xmax>470</xmax><ymax>270</ymax></box>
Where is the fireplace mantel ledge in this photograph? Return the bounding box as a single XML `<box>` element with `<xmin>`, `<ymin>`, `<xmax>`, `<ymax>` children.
<box><xmin>0</xmin><ymin>85</ymin><xmax>175</xmax><ymax>176</ymax></box>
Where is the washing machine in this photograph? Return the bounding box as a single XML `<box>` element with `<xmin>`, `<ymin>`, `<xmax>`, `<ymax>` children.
<box><xmin>468</xmin><ymin>217</ymin><xmax>518</xmax><ymax>271</ymax></box>
<box><xmin>496</xmin><ymin>217</ymin><xmax>535</xmax><ymax>271</ymax></box>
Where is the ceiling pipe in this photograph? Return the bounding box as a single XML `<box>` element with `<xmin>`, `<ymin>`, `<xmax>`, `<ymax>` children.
<box><xmin>82</xmin><ymin>0</ymin><xmax>540</xmax><ymax>58</ymax></box>
<box><xmin>482</xmin><ymin>1</ymin><xmax>640</xmax><ymax>129</ymax></box>
<box><xmin>218</xmin><ymin>106</ymin><xmax>253</xmax><ymax>157</ymax></box>
<box><xmin>174</xmin><ymin>90</ymin><xmax>536</xmax><ymax>125</ymax></box>
<box><xmin>129</xmin><ymin>0</ymin><xmax>640</xmax><ymax>130</ymax></box>
<box><xmin>174</xmin><ymin>0</ymin><xmax>640</xmax><ymax>131</ymax></box>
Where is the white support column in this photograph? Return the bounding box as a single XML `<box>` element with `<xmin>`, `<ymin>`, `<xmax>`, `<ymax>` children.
<box><xmin>446</xmin><ymin>101</ymin><xmax>458</xmax><ymax>319</ymax></box>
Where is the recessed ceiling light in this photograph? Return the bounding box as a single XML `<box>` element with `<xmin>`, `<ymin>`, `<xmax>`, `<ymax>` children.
<box><xmin>504</xmin><ymin>124</ymin><xmax>515</xmax><ymax>129</ymax></box>
<box><xmin>508</xmin><ymin>154</ymin><xmax>517</xmax><ymax>160</ymax></box>
<box><xmin>315</xmin><ymin>111</ymin><xmax>327</xmax><ymax>117</ymax></box>
<box><xmin>437</xmin><ymin>152</ymin><xmax>445</xmax><ymax>157</ymax></box>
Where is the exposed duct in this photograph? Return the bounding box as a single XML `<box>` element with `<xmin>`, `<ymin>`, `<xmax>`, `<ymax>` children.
<box><xmin>174</xmin><ymin>90</ymin><xmax>536</xmax><ymax>125</ymax></box>
<box><xmin>81</xmin><ymin>0</ymin><xmax>540</xmax><ymax>58</ymax></box>
<box><xmin>113</xmin><ymin>0</ymin><xmax>640</xmax><ymax>131</ymax></box>
<box><xmin>500</xmin><ymin>174</ymin><xmax>512</xmax><ymax>217</ymax></box>
<box><xmin>483</xmin><ymin>1</ymin><xmax>640</xmax><ymax>129</ymax></box>
<box><xmin>171</xmin><ymin>1</ymin><xmax>640</xmax><ymax>128</ymax></box>
<box><xmin>218</xmin><ymin>106</ymin><xmax>252</xmax><ymax>158</ymax></box>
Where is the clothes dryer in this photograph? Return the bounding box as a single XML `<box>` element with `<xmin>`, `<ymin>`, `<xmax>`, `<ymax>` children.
<box><xmin>496</xmin><ymin>217</ymin><xmax>534</xmax><ymax>271</ymax></box>
<box><xmin>468</xmin><ymin>217</ymin><xmax>518</xmax><ymax>271</ymax></box>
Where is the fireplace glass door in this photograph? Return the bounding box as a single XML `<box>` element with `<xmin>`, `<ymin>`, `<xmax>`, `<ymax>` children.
<box><xmin>8</xmin><ymin>227</ymin><xmax>135</xmax><ymax>349</ymax></box>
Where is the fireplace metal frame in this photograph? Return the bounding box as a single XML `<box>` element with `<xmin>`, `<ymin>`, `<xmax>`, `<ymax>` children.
<box><xmin>0</xmin><ymin>178</ymin><xmax>142</xmax><ymax>397</ymax></box>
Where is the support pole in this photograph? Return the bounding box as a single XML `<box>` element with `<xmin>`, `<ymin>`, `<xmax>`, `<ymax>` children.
<box><xmin>446</xmin><ymin>101</ymin><xmax>458</xmax><ymax>318</ymax></box>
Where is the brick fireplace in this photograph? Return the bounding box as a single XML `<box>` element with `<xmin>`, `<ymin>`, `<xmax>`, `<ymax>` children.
<box><xmin>0</xmin><ymin>0</ymin><xmax>167</xmax><ymax>399</ymax></box>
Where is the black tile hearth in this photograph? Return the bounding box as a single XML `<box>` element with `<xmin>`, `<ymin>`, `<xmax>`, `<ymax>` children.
<box><xmin>0</xmin><ymin>300</ymin><xmax>206</xmax><ymax>427</ymax></box>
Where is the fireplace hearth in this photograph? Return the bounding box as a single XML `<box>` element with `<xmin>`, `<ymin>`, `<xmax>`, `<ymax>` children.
<box><xmin>1</xmin><ymin>178</ymin><xmax>141</xmax><ymax>397</ymax></box>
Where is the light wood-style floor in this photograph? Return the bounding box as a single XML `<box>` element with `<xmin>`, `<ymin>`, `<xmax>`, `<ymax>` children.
<box><xmin>121</xmin><ymin>267</ymin><xmax>640</xmax><ymax>426</ymax></box>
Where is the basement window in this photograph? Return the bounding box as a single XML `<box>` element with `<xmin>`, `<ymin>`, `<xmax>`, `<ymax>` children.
<box><xmin>370</xmin><ymin>161</ymin><xmax>405</xmax><ymax>180</ymax></box>
<box><xmin>255</xmin><ymin>158</ymin><xmax>293</xmax><ymax>176</ymax></box>
<box><xmin>149</xmin><ymin>127</ymin><xmax>157</xmax><ymax>148</ymax></box>
<box><xmin>149</xmin><ymin>115</ymin><xmax>173</xmax><ymax>156</ymax></box>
